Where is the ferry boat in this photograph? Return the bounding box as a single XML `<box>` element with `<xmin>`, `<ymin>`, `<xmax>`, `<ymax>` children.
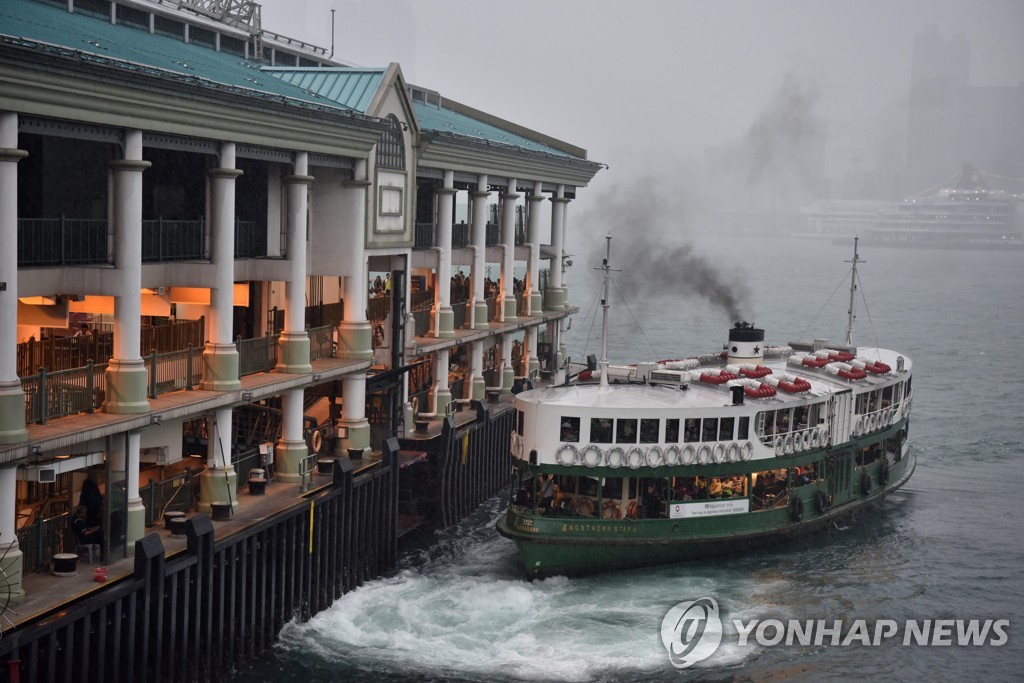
<box><xmin>497</xmin><ymin>237</ymin><xmax>915</xmax><ymax>578</ymax></box>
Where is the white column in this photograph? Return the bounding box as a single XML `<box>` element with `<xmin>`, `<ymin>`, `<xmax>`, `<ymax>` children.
<box><xmin>125</xmin><ymin>430</ymin><xmax>146</xmax><ymax>548</ymax></box>
<box><xmin>0</xmin><ymin>465</ymin><xmax>24</xmax><ymax>602</ymax></box>
<box><xmin>275</xmin><ymin>387</ymin><xmax>308</xmax><ymax>482</ymax></box>
<box><xmin>104</xmin><ymin>130</ymin><xmax>151</xmax><ymax>414</ymax></box>
<box><xmin>433</xmin><ymin>170</ymin><xmax>456</xmax><ymax>337</ymax></box>
<box><xmin>525</xmin><ymin>182</ymin><xmax>544</xmax><ymax>316</ymax></box>
<box><xmin>338</xmin><ymin>159</ymin><xmax>372</xmax><ymax>360</ymax></box>
<box><xmin>501</xmin><ymin>335</ymin><xmax>514</xmax><ymax>391</ymax></box>
<box><xmin>277</xmin><ymin>151</ymin><xmax>312</xmax><ymax>374</ymax></box>
<box><xmin>470</xmin><ymin>175</ymin><xmax>489</xmax><ymax>330</ymax></box>
<box><xmin>526</xmin><ymin>325</ymin><xmax>540</xmax><ymax>379</ymax></box>
<box><xmin>500</xmin><ymin>179</ymin><xmax>519</xmax><ymax>322</ymax></box>
<box><xmin>431</xmin><ymin>347</ymin><xmax>451</xmax><ymax>416</ymax></box>
<box><xmin>0</xmin><ymin>112</ymin><xmax>27</xmax><ymax>443</ymax></box>
<box><xmin>469</xmin><ymin>340</ymin><xmax>485</xmax><ymax>400</ymax></box>
<box><xmin>201</xmin><ymin>142</ymin><xmax>242</xmax><ymax>391</ymax></box>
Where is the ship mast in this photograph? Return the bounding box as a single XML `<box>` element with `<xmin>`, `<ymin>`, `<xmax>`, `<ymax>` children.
<box><xmin>845</xmin><ymin>236</ymin><xmax>863</xmax><ymax>346</ymax></box>
<box><xmin>598</xmin><ymin>233</ymin><xmax>616</xmax><ymax>387</ymax></box>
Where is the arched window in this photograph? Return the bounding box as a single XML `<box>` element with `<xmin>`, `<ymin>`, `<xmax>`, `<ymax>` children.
<box><xmin>376</xmin><ymin>114</ymin><xmax>405</xmax><ymax>170</ymax></box>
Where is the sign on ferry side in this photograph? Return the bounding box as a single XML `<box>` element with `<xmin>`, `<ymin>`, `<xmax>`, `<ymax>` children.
<box><xmin>670</xmin><ymin>499</ymin><xmax>750</xmax><ymax>518</ymax></box>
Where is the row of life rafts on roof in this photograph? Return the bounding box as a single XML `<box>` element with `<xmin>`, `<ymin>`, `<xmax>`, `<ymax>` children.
<box><xmin>698</xmin><ymin>364</ymin><xmax>812</xmax><ymax>397</ymax></box>
<box><xmin>553</xmin><ymin>441</ymin><xmax>756</xmax><ymax>469</ymax></box>
<box><xmin>789</xmin><ymin>350</ymin><xmax>892</xmax><ymax>380</ymax></box>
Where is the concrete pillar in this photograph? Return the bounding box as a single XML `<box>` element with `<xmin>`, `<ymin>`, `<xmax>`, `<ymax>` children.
<box><xmin>338</xmin><ymin>160</ymin><xmax>372</xmax><ymax>359</ymax></box>
<box><xmin>201</xmin><ymin>142</ymin><xmax>242</xmax><ymax>392</ymax></box>
<box><xmin>0</xmin><ymin>465</ymin><xmax>25</xmax><ymax>602</ymax></box>
<box><xmin>501</xmin><ymin>335</ymin><xmax>514</xmax><ymax>392</ymax></box>
<box><xmin>469</xmin><ymin>340</ymin><xmax>485</xmax><ymax>400</ymax></box>
<box><xmin>470</xmin><ymin>175</ymin><xmax>489</xmax><ymax>330</ymax></box>
<box><xmin>339</xmin><ymin>374</ymin><xmax>369</xmax><ymax>458</ymax></box>
<box><xmin>431</xmin><ymin>347</ymin><xmax>452</xmax><ymax>416</ymax></box>
<box><xmin>544</xmin><ymin>184</ymin><xmax>568</xmax><ymax>312</ymax></box>
<box><xmin>275</xmin><ymin>388</ymin><xmax>307</xmax><ymax>483</ymax></box>
<box><xmin>0</xmin><ymin>113</ymin><xmax>28</xmax><ymax>443</ymax></box>
<box><xmin>199</xmin><ymin>407</ymin><xmax>239</xmax><ymax>510</ymax></box>
<box><xmin>433</xmin><ymin>170</ymin><xmax>456</xmax><ymax>338</ymax></box>
<box><xmin>500</xmin><ymin>179</ymin><xmax>519</xmax><ymax>322</ymax></box>
<box><xmin>526</xmin><ymin>325</ymin><xmax>540</xmax><ymax>379</ymax></box>
<box><xmin>525</xmin><ymin>182</ymin><xmax>544</xmax><ymax>317</ymax></box>
<box><xmin>104</xmin><ymin>130</ymin><xmax>151</xmax><ymax>414</ymax></box>
<box><xmin>277</xmin><ymin>152</ymin><xmax>312</xmax><ymax>374</ymax></box>
<box><xmin>124</xmin><ymin>430</ymin><xmax>146</xmax><ymax>549</ymax></box>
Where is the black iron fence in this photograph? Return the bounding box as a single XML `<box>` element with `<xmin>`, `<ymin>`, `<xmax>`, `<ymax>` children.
<box><xmin>17</xmin><ymin>217</ymin><xmax>108</xmax><ymax>266</ymax></box>
<box><xmin>142</xmin><ymin>218</ymin><xmax>205</xmax><ymax>262</ymax></box>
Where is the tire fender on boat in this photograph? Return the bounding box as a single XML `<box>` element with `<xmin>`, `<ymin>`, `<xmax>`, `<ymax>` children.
<box><xmin>783</xmin><ymin>434</ymin><xmax>795</xmax><ymax>455</ymax></box>
<box><xmin>626</xmin><ymin>447</ymin><xmax>645</xmax><ymax>470</ymax></box>
<box><xmin>879</xmin><ymin>458</ymin><xmax>890</xmax><ymax>485</ymax></box>
<box><xmin>790</xmin><ymin>496</ymin><xmax>804</xmax><ymax>522</ymax></box>
<box><xmin>810</xmin><ymin>429</ymin><xmax>821</xmax><ymax>449</ymax></box>
<box><xmin>802</xmin><ymin>430</ymin><xmax>813</xmax><ymax>451</ymax></box>
<box><xmin>606</xmin><ymin>447</ymin><xmax>625</xmax><ymax>469</ymax></box>
<box><xmin>740</xmin><ymin>441</ymin><xmax>754</xmax><ymax>461</ymax></box>
<box><xmin>681</xmin><ymin>444</ymin><xmax>696</xmax><ymax>465</ymax></box>
<box><xmin>697</xmin><ymin>444</ymin><xmax>712</xmax><ymax>465</ymax></box>
<box><xmin>726</xmin><ymin>443</ymin><xmax>740</xmax><ymax>463</ymax></box>
<box><xmin>646</xmin><ymin>446</ymin><xmax>665</xmax><ymax>468</ymax></box>
<box><xmin>774</xmin><ymin>435</ymin><xmax>786</xmax><ymax>455</ymax></box>
<box><xmin>582</xmin><ymin>445</ymin><xmax>603</xmax><ymax>468</ymax></box>
<box><xmin>555</xmin><ymin>444</ymin><xmax>578</xmax><ymax>466</ymax></box>
<box><xmin>712</xmin><ymin>443</ymin><xmax>726</xmax><ymax>464</ymax></box>
<box><xmin>854</xmin><ymin>416</ymin><xmax>865</xmax><ymax>436</ymax></box>
<box><xmin>818</xmin><ymin>426</ymin><xmax>830</xmax><ymax>447</ymax></box>
<box><xmin>664</xmin><ymin>445</ymin><xmax>681</xmax><ymax>466</ymax></box>
<box><xmin>815</xmin><ymin>489</ymin><xmax>830</xmax><ymax>513</ymax></box>
<box><xmin>861</xmin><ymin>471</ymin><xmax>872</xmax><ymax>496</ymax></box>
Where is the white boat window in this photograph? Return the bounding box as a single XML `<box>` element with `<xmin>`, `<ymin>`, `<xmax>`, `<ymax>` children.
<box><xmin>616</xmin><ymin>419</ymin><xmax>638</xmax><ymax>444</ymax></box>
<box><xmin>639</xmin><ymin>419</ymin><xmax>659</xmax><ymax>443</ymax></box>
<box><xmin>738</xmin><ymin>416</ymin><xmax>750</xmax><ymax>440</ymax></box>
<box><xmin>684</xmin><ymin>418</ymin><xmax>699</xmax><ymax>442</ymax></box>
<box><xmin>666</xmin><ymin>419</ymin><xmax>681</xmax><ymax>443</ymax></box>
<box><xmin>719</xmin><ymin>417</ymin><xmax>735</xmax><ymax>441</ymax></box>
<box><xmin>701</xmin><ymin>418</ymin><xmax>718</xmax><ymax>442</ymax></box>
<box><xmin>560</xmin><ymin>417</ymin><xmax>580</xmax><ymax>442</ymax></box>
<box><xmin>590</xmin><ymin>417</ymin><xmax>613</xmax><ymax>443</ymax></box>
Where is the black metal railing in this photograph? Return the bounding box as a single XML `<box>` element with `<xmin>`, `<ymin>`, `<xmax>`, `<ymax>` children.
<box><xmin>17</xmin><ymin>217</ymin><xmax>108</xmax><ymax>266</ymax></box>
<box><xmin>22</xmin><ymin>362</ymin><xmax>107</xmax><ymax>425</ymax></box>
<box><xmin>234</xmin><ymin>219</ymin><xmax>263</xmax><ymax>258</ymax></box>
<box><xmin>142</xmin><ymin>218</ymin><xmax>205</xmax><ymax>261</ymax></box>
<box><xmin>414</xmin><ymin>222</ymin><xmax>434</xmax><ymax>249</ymax></box>
<box><xmin>452</xmin><ymin>222</ymin><xmax>469</xmax><ymax>248</ymax></box>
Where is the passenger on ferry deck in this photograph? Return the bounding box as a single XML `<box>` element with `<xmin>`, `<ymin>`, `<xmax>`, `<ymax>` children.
<box><xmin>539</xmin><ymin>474</ymin><xmax>557</xmax><ymax>511</ymax></box>
<box><xmin>643</xmin><ymin>484</ymin><xmax>663</xmax><ymax>518</ymax></box>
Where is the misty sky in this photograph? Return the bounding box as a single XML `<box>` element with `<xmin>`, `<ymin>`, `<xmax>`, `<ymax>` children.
<box><xmin>259</xmin><ymin>0</ymin><xmax>1024</xmax><ymax>222</ymax></box>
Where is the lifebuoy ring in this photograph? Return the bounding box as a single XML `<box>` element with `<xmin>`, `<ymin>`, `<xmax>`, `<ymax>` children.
<box><xmin>860</xmin><ymin>471</ymin><xmax>872</xmax><ymax>496</ymax></box>
<box><xmin>556</xmin><ymin>444</ymin><xmax>578</xmax><ymax>466</ymax></box>
<box><xmin>307</xmin><ymin>429</ymin><xmax>323</xmax><ymax>454</ymax></box>
<box><xmin>802</xmin><ymin>431</ymin><xmax>813</xmax><ymax>451</ymax></box>
<box><xmin>646</xmin><ymin>446</ymin><xmax>665</xmax><ymax>468</ymax></box>
<box><xmin>664</xmin><ymin>445</ymin><xmax>681</xmax><ymax>466</ymax></box>
<box><xmin>783</xmin><ymin>434</ymin><xmax>795</xmax><ymax>455</ymax></box>
<box><xmin>879</xmin><ymin>458</ymin><xmax>890</xmax><ymax>485</ymax></box>
<box><xmin>815</xmin><ymin>489</ymin><xmax>829</xmax><ymax>513</ymax></box>
<box><xmin>712</xmin><ymin>443</ymin><xmax>726</xmax><ymax>464</ymax></box>
<box><xmin>726</xmin><ymin>443</ymin><xmax>740</xmax><ymax>462</ymax></box>
<box><xmin>626</xmin><ymin>499</ymin><xmax>639</xmax><ymax>519</ymax></box>
<box><xmin>626</xmin><ymin>447</ymin><xmax>645</xmax><ymax>470</ymax></box>
<box><xmin>810</xmin><ymin>429</ymin><xmax>821</xmax><ymax>449</ymax></box>
<box><xmin>681</xmin><ymin>444</ymin><xmax>696</xmax><ymax>465</ymax></box>
<box><xmin>854</xmin><ymin>416</ymin><xmax>865</xmax><ymax>435</ymax></box>
<box><xmin>774</xmin><ymin>435</ymin><xmax>786</xmax><ymax>455</ymax></box>
<box><xmin>818</xmin><ymin>426</ymin><xmax>830</xmax><ymax>447</ymax></box>
<box><xmin>790</xmin><ymin>496</ymin><xmax>804</xmax><ymax>522</ymax></box>
<box><xmin>602</xmin><ymin>499</ymin><xmax>621</xmax><ymax>519</ymax></box>
<box><xmin>582</xmin><ymin>445</ymin><xmax>603</xmax><ymax>468</ymax></box>
<box><xmin>740</xmin><ymin>441</ymin><xmax>754</xmax><ymax>461</ymax></box>
<box><xmin>606</xmin><ymin>447</ymin><xmax>625</xmax><ymax>468</ymax></box>
<box><xmin>697</xmin><ymin>444</ymin><xmax>712</xmax><ymax>465</ymax></box>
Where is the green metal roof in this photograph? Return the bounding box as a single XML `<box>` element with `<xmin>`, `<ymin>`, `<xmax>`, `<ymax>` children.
<box><xmin>414</xmin><ymin>101</ymin><xmax>575</xmax><ymax>158</ymax></box>
<box><xmin>263</xmin><ymin>67</ymin><xmax>386</xmax><ymax>113</ymax></box>
<box><xmin>0</xmin><ymin>0</ymin><xmax>351</xmax><ymax>112</ymax></box>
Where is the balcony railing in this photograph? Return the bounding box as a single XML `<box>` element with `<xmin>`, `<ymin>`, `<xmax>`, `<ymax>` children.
<box><xmin>142</xmin><ymin>218</ymin><xmax>205</xmax><ymax>262</ymax></box>
<box><xmin>452</xmin><ymin>222</ymin><xmax>469</xmax><ymax>248</ymax></box>
<box><xmin>235</xmin><ymin>219</ymin><xmax>263</xmax><ymax>258</ymax></box>
<box><xmin>414</xmin><ymin>222</ymin><xmax>434</xmax><ymax>249</ymax></box>
<box><xmin>16</xmin><ymin>511</ymin><xmax>72</xmax><ymax>575</ymax></box>
<box><xmin>237</xmin><ymin>333</ymin><xmax>280</xmax><ymax>376</ymax></box>
<box><xmin>145</xmin><ymin>345</ymin><xmax>203</xmax><ymax>397</ymax></box>
<box><xmin>308</xmin><ymin>324</ymin><xmax>336</xmax><ymax>362</ymax></box>
<box><xmin>22</xmin><ymin>362</ymin><xmax>107</xmax><ymax>425</ymax></box>
<box><xmin>367</xmin><ymin>295</ymin><xmax>391</xmax><ymax>322</ymax></box>
<box><xmin>17</xmin><ymin>217</ymin><xmax>108</xmax><ymax>266</ymax></box>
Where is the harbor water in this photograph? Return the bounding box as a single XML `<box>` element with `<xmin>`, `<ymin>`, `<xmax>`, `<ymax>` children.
<box><xmin>232</xmin><ymin>235</ymin><xmax>1024</xmax><ymax>682</ymax></box>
